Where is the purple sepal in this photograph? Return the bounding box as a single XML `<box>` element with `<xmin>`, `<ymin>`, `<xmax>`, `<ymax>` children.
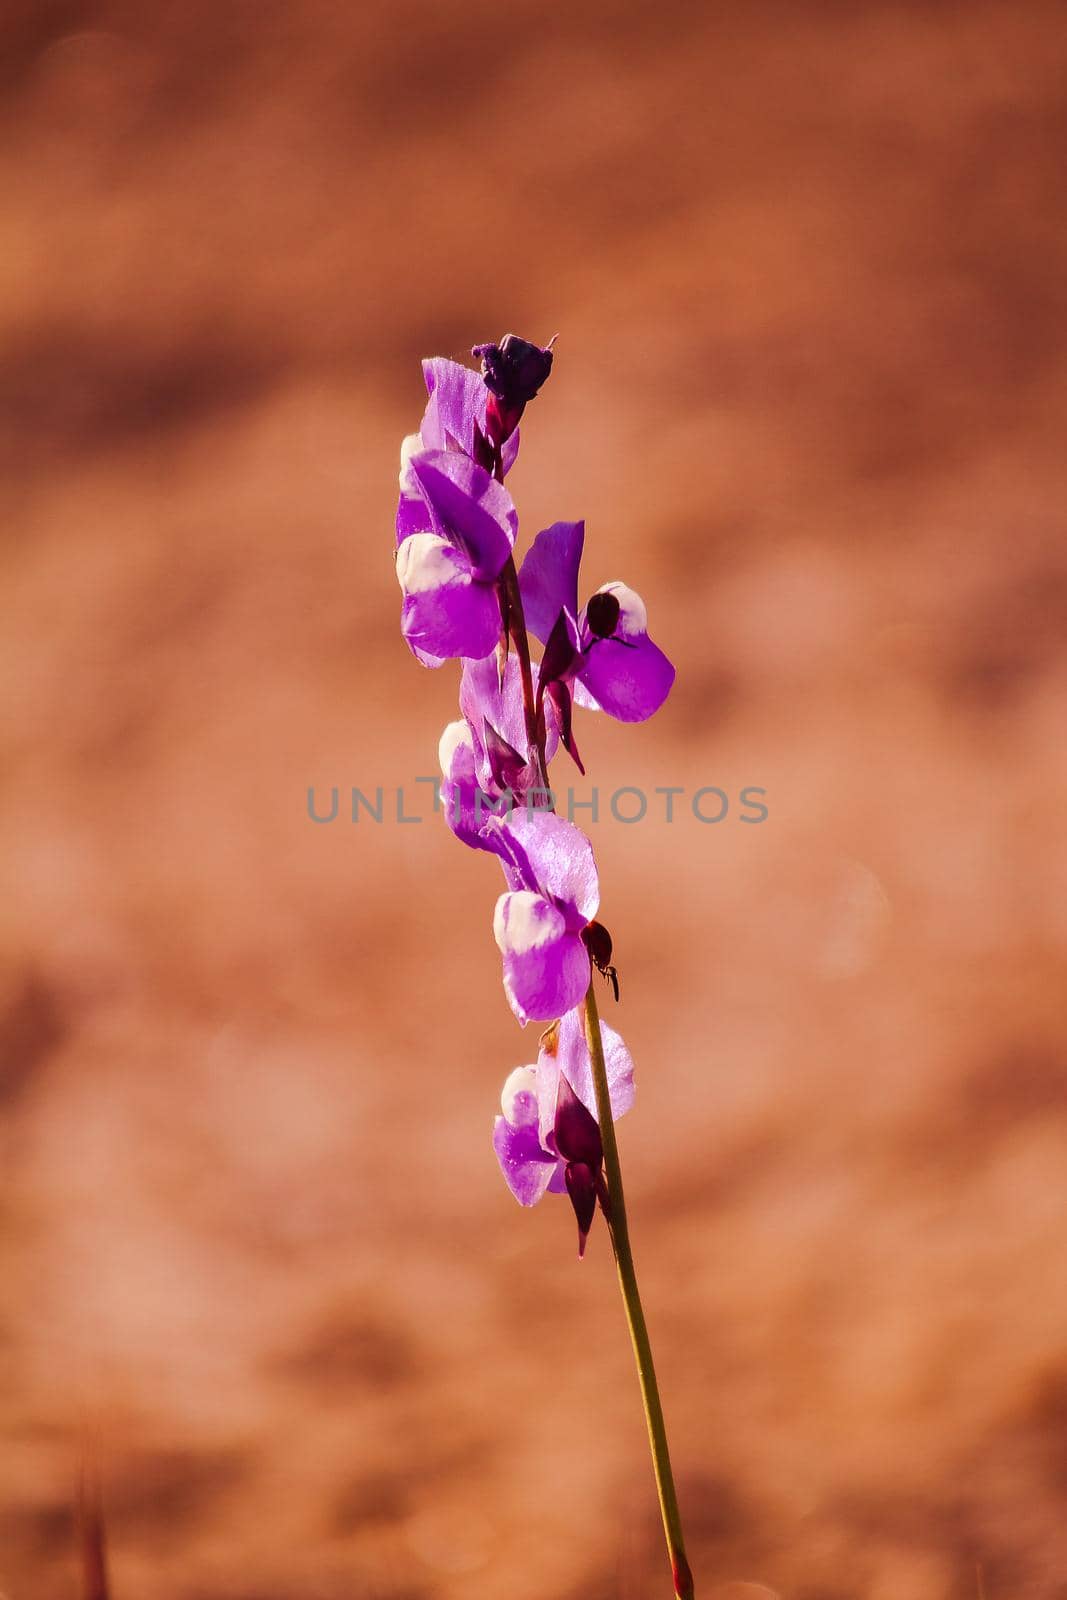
<box><xmin>545</xmin><ymin>679</ymin><xmax>584</xmax><ymax>775</ymax></box>
<box><xmin>483</xmin><ymin>718</ymin><xmax>527</xmax><ymax>793</ymax></box>
<box><xmin>538</xmin><ymin>605</ymin><xmax>581</xmax><ymax>686</ymax></box>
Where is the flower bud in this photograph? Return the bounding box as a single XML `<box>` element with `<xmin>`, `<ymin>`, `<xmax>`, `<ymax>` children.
<box><xmin>472</xmin><ymin>334</ymin><xmax>555</xmax><ymax>408</ymax></box>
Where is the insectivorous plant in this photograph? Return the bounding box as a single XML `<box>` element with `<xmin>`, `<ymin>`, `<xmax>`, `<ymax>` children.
<box><xmin>394</xmin><ymin>334</ymin><xmax>694</xmax><ymax>1599</ymax></box>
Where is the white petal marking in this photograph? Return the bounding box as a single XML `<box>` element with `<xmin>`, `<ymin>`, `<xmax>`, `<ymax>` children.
<box><xmin>396</xmin><ymin>533</ymin><xmax>465</xmax><ymax>596</ymax></box>
<box><xmin>398</xmin><ymin>432</ymin><xmax>423</xmax><ymax>491</ymax></box>
<box><xmin>437</xmin><ymin>718</ymin><xmax>474</xmax><ymax>777</ymax></box>
<box><xmin>493</xmin><ymin>891</ymin><xmax>561</xmax><ymax>955</ymax></box>
<box><xmin>596</xmin><ymin>580</ymin><xmax>647</xmax><ymax>637</ymax></box>
<box><xmin>500</xmin><ymin>1065</ymin><xmax>539</xmax><ymax>1127</ymax></box>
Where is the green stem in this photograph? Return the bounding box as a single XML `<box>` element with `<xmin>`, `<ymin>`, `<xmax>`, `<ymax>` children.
<box><xmin>583</xmin><ymin>981</ymin><xmax>695</xmax><ymax>1599</ymax></box>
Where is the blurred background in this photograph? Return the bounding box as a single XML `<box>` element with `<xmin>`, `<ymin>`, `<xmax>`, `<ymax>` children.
<box><xmin>3</xmin><ymin>1</ymin><xmax>1067</xmax><ymax>1596</ymax></box>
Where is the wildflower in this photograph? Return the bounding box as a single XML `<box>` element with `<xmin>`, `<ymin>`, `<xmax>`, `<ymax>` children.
<box><xmin>489</xmin><ymin>807</ymin><xmax>600</xmax><ymax>1024</ymax></box>
<box><xmin>396</xmin><ymin>449</ymin><xmax>517</xmax><ymax>664</ymax></box>
<box><xmin>393</xmin><ymin>336</ymin><xmax>694</xmax><ymax>1597</ymax></box>
<box><xmin>520</xmin><ymin>519</ymin><xmax>675</xmax><ymax>725</ymax></box>
<box><xmin>493</xmin><ymin>1007</ymin><xmax>635</xmax><ymax>1254</ymax></box>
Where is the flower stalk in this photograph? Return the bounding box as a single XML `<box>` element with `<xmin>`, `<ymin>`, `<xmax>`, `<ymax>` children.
<box><xmin>583</xmin><ymin>980</ymin><xmax>695</xmax><ymax>1599</ymax></box>
<box><xmin>394</xmin><ymin>333</ymin><xmax>691</xmax><ymax>1597</ymax></box>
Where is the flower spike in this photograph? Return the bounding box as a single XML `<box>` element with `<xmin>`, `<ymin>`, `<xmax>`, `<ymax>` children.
<box><xmin>394</xmin><ymin>335</ymin><xmax>693</xmax><ymax>1598</ymax></box>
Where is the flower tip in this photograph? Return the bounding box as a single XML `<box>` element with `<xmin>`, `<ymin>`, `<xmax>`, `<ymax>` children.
<box><xmin>473</xmin><ymin>333</ymin><xmax>555</xmax><ymax>408</ymax></box>
<box><xmin>672</xmin><ymin>1551</ymin><xmax>695</xmax><ymax>1600</ymax></box>
<box><xmin>563</xmin><ymin>1159</ymin><xmax>598</xmax><ymax>1253</ymax></box>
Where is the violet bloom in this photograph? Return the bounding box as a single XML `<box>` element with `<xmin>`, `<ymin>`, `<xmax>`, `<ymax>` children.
<box><xmin>439</xmin><ymin>655</ymin><xmax>560</xmax><ymax>851</ymax></box>
<box><xmin>397</xmin><ymin>357</ymin><xmax>520</xmax><ymax>542</ymax></box>
<box><xmin>519</xmin><ymin>519</ymin><xmax>675</xmax><ymax>725</ymax></box>
<box><xmin>395</xmin><ymin>449</ymin><xmax>517</xmax><ymax>665</ymax></box>
<box><xmin>488</xmin><ymin>808</ymin><xmax>599</xmax><ymax>1025</ymax></box>
<box><xmin>493</xmin><ymin>1007</ymin><xmax>635</xmax><ymax>1253</ymax></box>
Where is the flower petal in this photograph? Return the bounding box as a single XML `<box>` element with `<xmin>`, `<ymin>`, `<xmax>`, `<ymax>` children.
<box><xmin>577</xmin><ymin>610</ymin><xmax>675</xmax><ymax>722</ymax></box>
<box><xmin>491</xmin><ymin>810</ymin><xmax>599</xmax><ymax>926</ymax></box>
<box><xmin>492</xmin><ymin>1115</ymin><xmax>558</xmax><ymax>1206</ymax></box>
<box><xmin>397</xmin><ymin>533</ymin><xmax>500</xmax><ymax>661</ymax></box>
<box><xmin>460</xmin><ymin>654</ymin><xmax>528</xmax><ymax>762</ymax></box>
<box><xmin>421</xmin><ymin>358</ymin><xmax>489</xmax><ymax>456</ymax></box>
<box><xmin>554</xmin><ymin>1007</ymin><xmax>636</xmax><ymax>1124</ymax></box>
<box><xmin>396</xmin><ymin>489</ymin><xmax>431</xmax><ymax>545</ymax></box>
<box><xmin>493</xmin><ymin>892</ymin><xmax>591</xmax><ymax>1024</ymax></box>
<box><xmin>409</xmin><ymin>450</ymin><xmax>517</xmax><ymax>581</ymax></box>
<box><xmin>518</xmin><ymin>520</ymin><xmax>584</xmax><ymax>644</ymax></box>
<box><xmin>439</xmin><ymin>723</ymin><xmax>518</xmax><ymax>850</ymax></box>
<box><xmin>420</xmin><ymin>358</ymin><xmax>518</xmax><ymax>474</ymax></box>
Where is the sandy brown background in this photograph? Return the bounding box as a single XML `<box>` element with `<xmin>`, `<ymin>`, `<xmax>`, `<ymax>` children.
<box><xmin>4</xmin><ymin>2</ymin><xmax>1067</xmax><ymax>1596</ymax></box>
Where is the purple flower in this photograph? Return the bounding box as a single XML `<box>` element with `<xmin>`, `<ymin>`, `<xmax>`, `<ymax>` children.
<box><xmin>488</xmin><ymin>808</ymin><xmax>599</xmax><ymax>1025</ymax></box>
<box><xmin>438</xmin><ymin>656</ymin><xmax>560</xmax><ymax>852</ymax></box>
<box><xmin>493</xmin><ymin>1007</ymin><xmax>635</xmax><ymax>1253</ymax></box>
<box><xmin>519</xmin><ymin>520</ymin><xmax>675</xmax><ymax>724</ymax></box>
<box><xmin>395</xmin><ymin>449</ymin><xmax>517</xmax><ymax>665</ymax></box>
<box><xmin>397</xmin><ymin>357</ymin><xmax>519</xmax><ymax>541</ymax></box>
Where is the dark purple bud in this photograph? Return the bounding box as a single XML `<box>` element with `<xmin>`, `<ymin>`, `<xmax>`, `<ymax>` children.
<box><xmin>554</xmin><ymin>1072</ymin><xmax>603</xmax><ymax>1170</ymax></box>
<box><xmin>564</xmin><ymin>1162</ymin><xmax>598</xmax><ymax>1257</ymax></box>
<box><xmin>482</xmin><ymin>718</ymin><xmax>527</xmax><ymax>793</ymax></box>
<box><xmin>472</xmin><ymin>334</ymin><xmax>556</xmax><ymax>449</ymax></box>
<box><xmin>585</xmin><ymin>589</ymin><xmax>621</xmax><ymax>640</ymax></box>
<box><xmin>545</xmin><ymin>678</ymin><xmax>585</xmax><ymax>775</ymax></box>
<box><xmin>472</xmin><ymin>334</ymin><xmax>555</xmax><ymax>408</ymax></box>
